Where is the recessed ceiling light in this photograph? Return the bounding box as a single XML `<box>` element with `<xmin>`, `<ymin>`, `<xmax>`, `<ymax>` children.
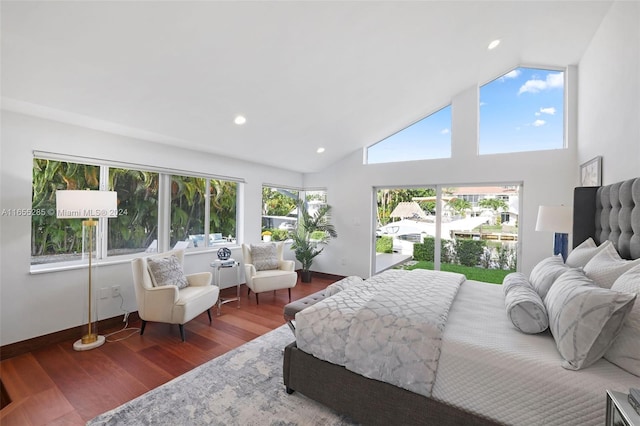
<box><xmin>488</xmin><ymin>39</ymin><xmax>501</xmax><ymax>50</ymax></box>
<box><xmin>316</xmin><ymin>147</ymin><xmax>325</xmax><ymax>154</ymax></box>
<box><xmin>234</xmin><ymin>115</ymin><xmax>246</xmax><ymax>125</ymax></box>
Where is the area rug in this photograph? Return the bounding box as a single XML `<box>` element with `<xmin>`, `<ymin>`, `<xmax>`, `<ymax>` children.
<box><xmin>87</xmin><ymin>325</ymin><xmax>357</xmax><ymax>425</ymax></box>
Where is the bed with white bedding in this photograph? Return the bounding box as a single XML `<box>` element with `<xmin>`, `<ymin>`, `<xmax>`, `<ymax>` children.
<box><xmin>283</xmin><ymin>177</ymin><xmax>640</xmax><ymax>426</ymax></box>
<box><xmin>432</xmin><ymin>279</ymin><xmax>638</xmax><ymax>426</ymax></box>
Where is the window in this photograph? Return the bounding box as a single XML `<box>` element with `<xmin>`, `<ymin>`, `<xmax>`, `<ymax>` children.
<box><xmin>108</xmin><ymin>168</ymin><xmax>159</xmax><ymax>256</ymax></box>
<box><xmin>374</xmin><ymin>185</ymin><xmax>519</xmax><ymax>282</ymax></box>
<box><xmin>366</xmin><ymin>105</ymin><xmax>452</xmax><ymax>164</ymax></box>
<box><xmin>31</xmin><ymin>159</ymin><xmax>99</xmax><ymax>264</ymax></box>
<box><xmin>170</xmin><ymin>176</ymin><xmax>238</xmax><ymax>249</ymax></box>
<box><xmin>208</xmin><ymin>179</ymin><xmax>238</xmax><ymax>243</ymax></box>
<box><xmin>480</xmin><ymin>67</ymin><xmax>565</xmax><ymax>155</ymax></box>
<box><xmin>262</xmin><ymin>186</ymin><xmax>299</xmax><ymax>241</ymax></box>
<box><xmin>31</xmin><ymin>154</ymin><xmax>240</xmax><ymax>266</ymax></box>
<box><xmin>170</xmin><ymin>176</ymin><xmax>206</xmax><ymax>248</ymax></box>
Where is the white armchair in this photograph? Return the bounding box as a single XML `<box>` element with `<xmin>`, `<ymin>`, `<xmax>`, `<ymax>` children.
<box><xmin>242</xmin><ymin>242</ymin><xmax>298</xmax><ymax>304</ymax></box>
<box><xmin>131</xmin><ymin>249</ymin><xmax>219</xmax><ymax>341</ymax></box>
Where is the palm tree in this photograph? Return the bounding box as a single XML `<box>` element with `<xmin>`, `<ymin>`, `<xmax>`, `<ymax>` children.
<box><xmin>478</xmin><ymin>198</ymin><xmax>508</xmax><ymax>225</ymax></box>
<box><xmin>290</xmin><ymin>200</ymin><xmax>337</xmax><ymax>282</ymax></box>
<box><xmin>447</xmin><ymin>198</ymin><xmax>472</xmax><ymax>218</ymax></box>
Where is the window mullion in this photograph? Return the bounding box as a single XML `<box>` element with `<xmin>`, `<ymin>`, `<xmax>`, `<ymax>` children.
<box><xmin>158</xmin><ymin>174</ymin><xmax>171</xmax><ymax>252</ymax></box>
<box><xmin>204</xmin><ymin>178</ymin><xmax>211</xmax><ymax>248</ymax></box>
<box><xmin>98</xmin><ymin>166</ymin><xmax>109</xmax><ymax>259</ymax></box>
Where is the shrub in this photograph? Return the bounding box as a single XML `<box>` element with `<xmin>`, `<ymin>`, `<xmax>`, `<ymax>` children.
<box><xmin>414</xmin><ymin>238</ymin><xmax>434</xmax><ymax>261</ymax></box>
<box><xmin>376</xmin><ymin>236</ymin><xmax>393</xmax><ymax>253</ymax></box>
<box><xmin>455</xmin><ymin>239</ymin><xmax>486</xmax><ymax>267</ymax></box>
<box><xmin>270</xmin><ymin>229</ymin><xmax>290</xmax><ymax>241</ymax></box>
<box><xmin>413</xmin><ymin>237</ymin><xmax>452</xmax><ymax>262</ymax></box>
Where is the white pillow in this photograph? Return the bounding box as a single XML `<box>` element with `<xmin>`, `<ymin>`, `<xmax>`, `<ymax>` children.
<box><xmin>565</xmin><ymin>238</ymin><xmax>612</xmax><ymax>268</ymax></box>
<box><xmin>604</xmin><ymin>264</ymin><xmax>640</xmax><ymax>376</ymax></box>
<box><xmin>325</xmin><ymin>276</ymin><xmax>364</xmax><ymax>297</ymax></box>
<box><xmin>147</xmin><ymin>255</ymin><xmax>189</xmax><ymax>289</ymax></box>
<box><xmin>502</xmin><ymin>273</ymin><xmax>548</xmax><ymax>334</ymax></box>
<box><xmin>250</xmin><ymin>243</ymin><xmax>279</xmax><ymax>271</ymax></box>
<box><xmin>583</xmin><ymin>243</ymin><xmax>640</xmax><ymax>289</ymax></box>
<box><xmin>529</xmin><ymin>254</ymin><xmax>572</xmax><ymax>300</ymax></box>
<box><xmin>545</xmin><ymin>269</ymin><xmax>636</xmax><ymax>370</ymax></box>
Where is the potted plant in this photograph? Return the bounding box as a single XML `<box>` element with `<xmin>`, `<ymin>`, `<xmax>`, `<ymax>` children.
<box><xmin>291</xmin><ymin>201</ymin><xmax>337</xmax><ymax>282</ymax></box>
<box><xmin>261</xmin><ymin>230</ymin><xmax>272</xmax><ymax>242</ymax></box>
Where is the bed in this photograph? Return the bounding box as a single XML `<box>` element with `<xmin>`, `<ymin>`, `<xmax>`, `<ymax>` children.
<box><xmin>283</xmin><ymin>177</ymin><xmax>640</xmax><ymax>426</ymax></box>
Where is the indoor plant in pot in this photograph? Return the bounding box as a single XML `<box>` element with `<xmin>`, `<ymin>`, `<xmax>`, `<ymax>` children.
<box><xmin>291</xmin><ymin>200</ymin><xmax>337</xmax><ymax>282</ymax></box>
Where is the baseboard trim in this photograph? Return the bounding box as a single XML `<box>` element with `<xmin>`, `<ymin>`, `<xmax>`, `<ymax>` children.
<box><xmin>0</xmin><ymin>313</ymin><xmax>140</xmax><ymax>361</ymax></box>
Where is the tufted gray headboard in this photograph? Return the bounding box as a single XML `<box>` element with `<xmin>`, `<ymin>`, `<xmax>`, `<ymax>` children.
<box><xmin>573</xmin><ymin>177</ymin><xmax>640</xmax><ymax>260</ymax></box>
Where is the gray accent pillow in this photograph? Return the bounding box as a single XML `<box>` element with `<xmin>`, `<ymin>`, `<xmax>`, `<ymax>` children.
<box><xmin>565</xmin><ymin>238</ymin><xmax>612</xmax><ymax>268</ymax></box>
<box><xmin>604</xmin><ymin>264</ymin><xmax>640</xmax><ymax>376</ymax></box>
<box><xmin>147</xmin><ymin>255</ymin><xmax>189</xmax><ymax>289</ymax></box>
<box><xmin>545</xmin><ymin>268</ymin><xmax>636</xmax><ymax>370</ymax></box>
<box><xmin>250</xmin><ymin>243</ymin><xmax>279</xmax><ymax>271</ymax></box>
<box><xmin>583</xmin><ymin>242</ymin><xmax>640</xmax><ymax>289</ymax></box>
<box><xmin>529</xmin><ymin>254</ymin><xmax>572</xmax><ymax>300</ymax></box>
<box><xmin>503</xmin><ymin>273</ymin><xmax>548</xmax><ymax>334</ymax></box>
<box><xmin>325</xmin><ymin>276</ymin><xmax>364</xmax><ymax>297</ymax></box>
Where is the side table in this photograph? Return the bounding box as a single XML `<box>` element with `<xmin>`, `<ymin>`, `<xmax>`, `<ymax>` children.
<box><xmin>606</xmin><ymin>390</ymin><xmax>640</xmax><ymax>426</ymax></box>
<box><xmin>210</xmin><ymin>259</ymin><xmax>241</xmax><ymax>315</ymax></box>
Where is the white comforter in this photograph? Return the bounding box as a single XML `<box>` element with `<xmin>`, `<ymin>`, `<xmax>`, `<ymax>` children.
<box><xmin>296</xmin><ymin>269</ymin><xmax>465</xmax><ymax>396</ymax></box>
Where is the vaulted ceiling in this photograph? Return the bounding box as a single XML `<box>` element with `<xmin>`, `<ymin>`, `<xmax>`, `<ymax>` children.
<box><xmin>1</xmin><ymin>1</ymin><xmax>612</xmax><ymax>172</ymax></box>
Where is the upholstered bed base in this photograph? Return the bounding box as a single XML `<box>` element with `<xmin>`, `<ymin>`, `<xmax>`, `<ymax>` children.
<box><xmin>283</xmin><ymin>342</ymin><xmax>502</xmax><ymax>426</ymax></box>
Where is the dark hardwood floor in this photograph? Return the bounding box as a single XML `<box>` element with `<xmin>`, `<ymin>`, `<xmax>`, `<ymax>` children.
<box><xmin>0</xmin><ymin>276</ymin><xmax>333</xmax><ymax>425</ymax></box>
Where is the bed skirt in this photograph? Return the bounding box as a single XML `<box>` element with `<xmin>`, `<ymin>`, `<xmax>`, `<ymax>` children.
<box><xmin>283</xmin><ymin>342</ymin><xmax>503</xmax><ymax>426</ymax></box>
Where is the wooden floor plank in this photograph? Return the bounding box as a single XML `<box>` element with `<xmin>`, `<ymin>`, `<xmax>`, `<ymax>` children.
<box><xmin>0</xmin><ymin>275</ymin><xmax>336</xmax><ymax>424</ymax></box>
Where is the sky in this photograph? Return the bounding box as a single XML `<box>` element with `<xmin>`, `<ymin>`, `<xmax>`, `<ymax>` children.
<box><xmin>366</xmin><ymin>67</ymin><xmax>564</xmax><ymax>163</ymax></box>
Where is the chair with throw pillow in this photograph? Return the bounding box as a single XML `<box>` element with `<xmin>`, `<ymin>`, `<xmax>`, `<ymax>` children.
<box><xmin>242</xmin><ymin>242</ymin><xmax>298</xmax><ymax>304</ymax></box>
<box><xmin>131</xmin><ymin>249</ymin><xmax>219</xmax><ymax>341</ymax></box>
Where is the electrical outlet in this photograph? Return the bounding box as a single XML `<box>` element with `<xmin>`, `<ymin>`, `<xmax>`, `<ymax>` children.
<box><xmin>111</xmin><ymin>285</ymin><xmax>120</xmax><ymax>298</ymax></box>
<box><xmin>99</xmin><ymin>287</ymin><xmax>109</xmax><ymax>299</ymax></box>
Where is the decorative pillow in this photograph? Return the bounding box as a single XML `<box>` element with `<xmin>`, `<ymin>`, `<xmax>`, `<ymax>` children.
<box><xmin>565</xmin><ymin>238</ymin><xmax>612</xmax><ymax>268</ymax></box>
<box><xmin>147</xmin><ymin>255</ymin><xmax>189</xmax><ymax>289</ymax></box>
<box><xmin>604</xmin><ymin>264</ymin><xmax>640</xmax><ymax>376</ymax></box>
<box><xmin>250</xmin><ymin>243</ymin><xmax>279</xmax><ymax>271</ymax></box>
<box><xmin>503</xmin><ymin>274</ymin><xmax>548</xmax><ymax>334</ymax></box>
<box><xmin>583</xmin><ymin>243</ymin><xmax>640</xmax><ymax>289</ymax></box>
<box><xmin>545</xmin><ymin>268</ymin><xmax>636</xmax><ymax>370</ymax></box>
<box><xmin>529</xmin><ymin>254</ymin><xmax>572</xmax><ymax>300</ymax></box>
<box><xmin>325</xmin><ymin>276</ymin><xmax>364</xmax><ymax>297</ymax></box>
<box><xmin>502</xmin><ymin>272</ymin><xmax>530</xmax><ymax>295</ymax></box>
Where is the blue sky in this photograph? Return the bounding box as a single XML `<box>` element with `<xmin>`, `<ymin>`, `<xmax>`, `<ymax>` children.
<box><xmin>480</xmin><ymin>67</ymin><xmax>564</xmax><ymax>155</ymax></box>
<box><xmin>367</xmin><ymin>67</ymin><xmax>564</xmax><ymax>163</ymax></box>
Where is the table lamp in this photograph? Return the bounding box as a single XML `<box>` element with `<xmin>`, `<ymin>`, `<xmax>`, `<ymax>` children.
<box><xmin>535</xmin><ymin>205</ymin><xmax>572</xmax><ymax>261</ymax></box>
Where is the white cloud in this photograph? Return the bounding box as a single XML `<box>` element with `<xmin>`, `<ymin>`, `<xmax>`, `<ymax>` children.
<box><xmin>518</xmin><ymin>72</ymin><xmax>564</xmax><ymax>95</ymax></box>
<box><xmin>440</xmin><ymin>128</ymin><xmax>450</xmax><ymax>135</ymax></box>
<box><xmin>539</xmin><ymin>107</ymin><xmax>556</xmax><ymax>115</ymax></box>
<box><xmin>535</xmin><ymin>112</ymin><xmax>541</xmax><ymax>116</ymax></box>
<box><xmin>502</xmin><ymin>69</ymin><xmax>521</xmax><ymax>80</ymax></box>
<box><xmin>532</xmin><ymin>119</ymin><xmax>546</xmax><ymax>127</ymax></box>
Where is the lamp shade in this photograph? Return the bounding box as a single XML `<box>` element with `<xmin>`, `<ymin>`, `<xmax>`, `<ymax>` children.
<box><xmin>535</xmin><ymin>205</ymin><xmax>572</xmax><ymax>234</ymax></box>
<box><xmin>56</xmin><ymin>190</ymin><xmax>118</xmax><ymax>219</ymax></box>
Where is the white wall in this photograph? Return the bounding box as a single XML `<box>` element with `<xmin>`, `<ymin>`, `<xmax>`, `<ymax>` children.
<box><xmin>0</xmin><ymin>111</ymin><xmax>302</xmax><ymax>346</ymax></box>
<box><xmin>305</xmin><ymin>81</ymin><xmax>578</xmax><ymax>280</ymax></box>
<box><xmin>578</xmin><ymin>1</ymin><xmax>640</xmax><ymax>184</ymax></box>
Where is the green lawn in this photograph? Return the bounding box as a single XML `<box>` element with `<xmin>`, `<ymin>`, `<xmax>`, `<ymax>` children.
<box><xmin>403</xmin><ymin>261</ymin><xmax>511</xmax><ymax>284</ymax></box>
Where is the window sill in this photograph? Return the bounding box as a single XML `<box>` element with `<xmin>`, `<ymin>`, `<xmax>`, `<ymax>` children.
<box><xmin>29</xmin><ymin>245</ymin><xmax>242</xmax><ymax>275</ymax></box>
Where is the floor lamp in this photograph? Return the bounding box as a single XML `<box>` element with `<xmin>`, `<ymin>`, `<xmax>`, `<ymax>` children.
<box><xmin>535</xmin><ymin>205</ymin><xmax>572</xmax><ymax>261</ymax></box>
<box><xmin>56</xmin><ymin>190</ymin><xmax>118</xmax><ymax>351</ymax></box>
